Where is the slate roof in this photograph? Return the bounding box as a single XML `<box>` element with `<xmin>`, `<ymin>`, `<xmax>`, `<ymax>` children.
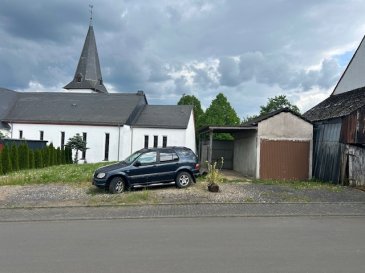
<box><xmin>303</xmin><ymin>87</ymin><xmax>365</xmax><ymax>122</ymax></box>
<box><xmin>241</xmin><ymin>107</ymin><xmax>310</xmax><ymax>127</ymax></box>
<box><xmin>0</xmin><ymin>88</ymin><xmax>18</xmax><ymax>119</ymax></box>
<box><xmin>132</xmin><ymin>105</ymin><xmax>193</xmax><ymax>129</ymax></box>
<box><xmin>64</xmin><ymin>25</ymin><xmax>107</xmax><ymax>93</ymax></box>
<box><xmin>1</xmin><ymin>90</ymin><xmax>146</xmax><ymax>126</ymax></box>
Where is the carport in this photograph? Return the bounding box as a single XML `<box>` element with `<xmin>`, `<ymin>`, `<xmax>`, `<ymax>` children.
<box><xmin>198</xmin><ymin>108</ymin><xmax>313</xmax><ymax>180</ymax></box>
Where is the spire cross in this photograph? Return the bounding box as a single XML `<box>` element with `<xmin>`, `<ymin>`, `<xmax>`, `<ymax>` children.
<box><xmin>89</xmin><ymin>4</ymin><xmax>93</xmax><ymax>25</ymax></box>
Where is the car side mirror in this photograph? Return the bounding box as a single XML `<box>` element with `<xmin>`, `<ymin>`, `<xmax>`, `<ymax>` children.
<box><xmin>134</xmin><ymin>161</ymin><xmax>141</xmax><ymax>167</ymax></box>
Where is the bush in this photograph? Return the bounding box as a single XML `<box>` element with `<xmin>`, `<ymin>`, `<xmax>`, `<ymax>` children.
<box><xmin>206</xmin><ymin>157</ymin><xmax>224</xmax><ymax>185</ymax></box>
<box><xmin>10</xmin><ymin>144</ymin><xmax>19</xmax><ymax>171</ymax></box>
<box><xmin>34</xmin><ymin>149</ymin><xmax>43</xmax><ymax>169</ymax></box>
<box><xmin>1</xmin><ymin>145</ymin><xmax>12</xmax><ymax>174</ymax></box>
<box><xmin>29</xmin><ymin>150</ymin><xmax>35</xmax><ymax>169</ymax></box>
<box><xmin>0</xmin><ymin>152</ymin><xmax>3</xmax><ymax>175</ymax></box>
<box><xmin>18</xmin><ymin>143</ymin><xmax>30</xmax><ymax>170</ymax></box>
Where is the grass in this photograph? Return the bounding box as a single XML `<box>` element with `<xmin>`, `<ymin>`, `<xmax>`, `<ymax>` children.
<box><xmin>251</xmin><ymin>179</ymin><xmax>343</xmax><ymax>192</ymax></box>
<box><xmin>0</xmin><ymin>162</ymin><xmax>113</xmax><ymax>186</ymax></box>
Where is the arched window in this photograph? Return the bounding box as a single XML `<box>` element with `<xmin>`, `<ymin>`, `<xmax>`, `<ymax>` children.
<box><xmin>76</xmin><ymin>73</ymin><xmax>83</xmax><ymax>82</ymax></box>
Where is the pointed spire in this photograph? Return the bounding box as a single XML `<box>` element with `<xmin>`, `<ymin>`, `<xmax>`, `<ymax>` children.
<box><xmin>64</xmin><ymin>20</ymin><xmax>108</xmax><ymax>93</ymax></box>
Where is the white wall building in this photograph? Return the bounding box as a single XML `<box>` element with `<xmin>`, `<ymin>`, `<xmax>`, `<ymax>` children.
<box><xmin>0</xmin><ymin>23</ymin><xmax>196</xmax><ymax>162</ymax></box>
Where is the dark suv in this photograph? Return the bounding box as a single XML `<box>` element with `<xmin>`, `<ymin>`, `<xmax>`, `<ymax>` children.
<box><xmin>92</xmin><ymin>147</ymin><xmax>200</xmax><ymax>193</ymax></box>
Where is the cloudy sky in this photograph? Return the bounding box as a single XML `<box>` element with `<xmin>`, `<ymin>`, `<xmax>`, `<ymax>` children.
<box><xmin>1</xmin><ymin>0</ymin><xmax>365</xmax><ymax>118</ymax></box>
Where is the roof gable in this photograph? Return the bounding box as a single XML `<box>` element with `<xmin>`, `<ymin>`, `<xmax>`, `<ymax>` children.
<box><xmin>332</xmin><ymin>35</ymin><xmax>365</xmax><ymax>95</ymax></box>
<box><xmin>242</xmin><ymin>108</ymin><xmax>310</xmax><ymax>127</ymax></box>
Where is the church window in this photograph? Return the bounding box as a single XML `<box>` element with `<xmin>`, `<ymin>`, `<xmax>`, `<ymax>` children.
<box><xmin>163</xmin><ymin>136</ymin><xmax>167</xmax><ymax>148</ymax></box>
<box><xmin>82</xmin><ymin>132</ymin><xmax>87</xmax><ymax>159</ymax></box>
<box><xmin>40</xmin><ymin>131</ymin><xmax>44</xmax><ymax>141</ymax></box>
<box><xmin>104</xmin><ymin>133</ymin><xmax>110</xmax><ymax>161</ymax></box>
<box><xmin>76</xmin><ymin>73</ymin><xmax>83</xmax><ymax>82</ymax></box>
<box><xmin>19</xmin><ymin>130</ymin><xmax>23</xmax><ymax>139</ymax></box>
<box><xmin>144</xmin><ymin>135</ymin><xmax>149</xmax><ymax>148</ymax></box>
<box><xmin>153</xmin><ymin>135</ymin><xmax>158</xmax><ymax>148</ymax></box>
<box><xmin>61</xmin><ymin>132</ymin><xmax>65</xmax><ymax>149</ymax></box>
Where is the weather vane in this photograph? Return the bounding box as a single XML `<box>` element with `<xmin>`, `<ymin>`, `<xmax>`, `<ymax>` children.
<box><xmin>89</xmin><ymin>4</ymin><xmax>94</xmax><ymax>25</ymax></box>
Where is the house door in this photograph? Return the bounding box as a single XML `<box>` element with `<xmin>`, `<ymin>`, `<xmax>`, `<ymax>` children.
<box><xmin>260</xmin><ymin>140</ymin><xmax>310</xmax><ymax>180</ymax></box>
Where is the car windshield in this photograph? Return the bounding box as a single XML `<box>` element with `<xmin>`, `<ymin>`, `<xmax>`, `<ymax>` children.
<box><xmin>123</xmin><ymin>151</ymin><xmax>142</xmax><ymax>164</ymax></box>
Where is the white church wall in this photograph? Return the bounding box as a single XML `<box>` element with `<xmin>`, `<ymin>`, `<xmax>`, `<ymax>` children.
<box><xmin>131</xmin><ymin>127</ymin><xmax>188</xmax><ymax>152</ymax></box>
<box><xmin>10</xmin><ymin>123</ymin><xmax>128</xmax><ymax>163</ymax></box>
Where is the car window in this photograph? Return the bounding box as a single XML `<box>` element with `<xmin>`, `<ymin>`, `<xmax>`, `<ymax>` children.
<box><xmin>160</xmin><ymin>152</ymin><xmax>179</xmax><ymax>162</ymax></box>
<box><xmin>138</xmin><ymin>152</ymin><xmax>157</xmax><ymax>165</ymax></box>
<box><xmin>124</xmin><ymin>151</ymin><xmax>143</xmax><ymax>164</ymax></box>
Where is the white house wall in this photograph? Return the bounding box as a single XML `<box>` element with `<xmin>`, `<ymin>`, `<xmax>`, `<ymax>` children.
<box><xmin>10</xmin><ymin>123</ymin><xmax>130</xmax><ymax>163</ymax></box>
<box><xmin>256</xmin><ymin>112</ymin><xmax>313</xmax><ymax>179</ymax></box>
<box><xmin>184</xmin><ymin>110</ymin><xmax>196</xmax><ymax>153</ymax></box>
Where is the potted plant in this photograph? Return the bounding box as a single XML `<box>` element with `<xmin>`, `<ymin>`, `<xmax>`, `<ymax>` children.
<box><xmin>206</xmin><ymin>157</ymin><xmax>224</xmax><ymax>192</ymax></box>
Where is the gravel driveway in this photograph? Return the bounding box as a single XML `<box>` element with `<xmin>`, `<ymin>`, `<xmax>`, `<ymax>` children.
<box><xmin>0</xmin><ymin>179</ymin><xmax>364</xmax><ymax>208</ymax></box>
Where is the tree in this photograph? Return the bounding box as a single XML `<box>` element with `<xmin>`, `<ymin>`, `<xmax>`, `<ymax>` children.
<box><xmin>200</xmin><ymin>93</ymin><xmax>240</xmax><ymax>140</ymax></box>
<box><xmin>18</xmin><ymin>143</ymin><xmax>29</xmax><ymax>170</ymax></box>
<box><xmin>34</xmin><ymin>149</ymin><xmax>43</xmax><ymax>169</ymax></box>
<box><xmin>66</xmin><ymin>134</ymin><xmax>88</xmax><ymax>163</ymax></box>
<box><xmin>0</xmin><ymin>152</ymin><xmax>3</xmax><ymax>175</ymax></box>
<box><xmin>177</xmin><ymin>94</ymin><xmax>204</xmax><ymax>129</ymax></box>
<box><xmin>10</xmin><ymin>144</ymin><xmax>19</xmax><ymax>171</ymax></box>
<box><xmin>259</xmin><ymin>95</ymin><xmax>300</xmax><ymax>115</ymax></box>
<box><xmin>1</xmin><ymin>145</ymin><xmax>12</xmax><ymax>174</ymax></box>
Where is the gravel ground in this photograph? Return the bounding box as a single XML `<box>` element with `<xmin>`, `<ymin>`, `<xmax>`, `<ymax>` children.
<box><xmin>0</xmin><ymin>180</ymin><xmax>364</xmax><ymax>208</ymax></box>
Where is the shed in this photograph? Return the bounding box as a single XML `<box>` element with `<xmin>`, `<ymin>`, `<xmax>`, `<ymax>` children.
<box><xmin>199</xmin><ymin>108</ymin><xmax>313</xmax><ymax>180</ymax></box>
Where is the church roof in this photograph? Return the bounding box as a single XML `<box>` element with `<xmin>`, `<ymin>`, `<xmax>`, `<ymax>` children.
<box><xmin>303</xmin><ymin>87</ymin><xmax>365</xmax><ymax>122</ymax></box>
<box><xmin>132</xmin><ymin>105</ymin><xmax>193</xmax><ymax>129</ymax></box>
<box><xmin>2</xmin><ymin>91</ymin><xmax>146</xmax><ymax>126</ymax></box>
<box><xmin>0</xmin><ymin>88</ymin><xmax>18</xmax><ymax>120</ymax></box>
<box><xmin>64</xmin><ymin>25</ymin><xmax>108</xmax><ymax>93</ymax></box>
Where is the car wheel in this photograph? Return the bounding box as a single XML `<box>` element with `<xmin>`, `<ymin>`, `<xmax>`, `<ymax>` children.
<box><xmin>176</xmin><ymin>171</ymin><xmax>192</xmax><ymax>188</ymax></box>
<box><xmin>109</xmin><ymin>177</ymin><xmax>126</xmax><ymax>194</ymax></box>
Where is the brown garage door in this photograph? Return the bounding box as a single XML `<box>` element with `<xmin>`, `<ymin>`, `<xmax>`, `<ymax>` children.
<box><xmin>260</xmin><ymin>140</ymin><xmax>310</xmax><ymax>180</ymax></box>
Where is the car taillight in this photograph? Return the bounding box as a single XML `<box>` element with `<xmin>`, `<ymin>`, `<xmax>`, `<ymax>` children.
<box><xmin>195</xmin><ymin>163</ymin><xmax>200</xmax><ymax>170</ymax></box>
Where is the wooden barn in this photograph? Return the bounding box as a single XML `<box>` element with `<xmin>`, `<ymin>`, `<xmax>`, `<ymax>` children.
<box><xmin>304</xmin><ymin>35</ymin><xmax>365</xmax><ymax>186</ymax></box>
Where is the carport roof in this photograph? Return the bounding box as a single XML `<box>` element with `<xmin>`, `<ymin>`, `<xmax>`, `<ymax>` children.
<box><xmin>198</xmin><ymin>125</ymin><xmax>257</xmax><ymax>134</ymax></box>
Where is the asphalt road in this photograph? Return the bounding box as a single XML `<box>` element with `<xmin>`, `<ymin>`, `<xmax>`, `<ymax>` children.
<box><xmin>0</xmin><ymin>217</ymin><xmax>364</xmax><ymax>273</ymax></box>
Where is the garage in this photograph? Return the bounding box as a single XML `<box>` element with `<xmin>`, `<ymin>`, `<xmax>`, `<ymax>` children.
<box><xmin>199</xmin><ymin>108</ymin><xmax>313</xmax><ymax>180</ymax></box>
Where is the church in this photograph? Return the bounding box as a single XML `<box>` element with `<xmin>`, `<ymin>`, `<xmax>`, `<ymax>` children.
<box><xmin>0</xmin><ymin>23</ymin><xmax>196</xmax><ymax>163</ymax></box>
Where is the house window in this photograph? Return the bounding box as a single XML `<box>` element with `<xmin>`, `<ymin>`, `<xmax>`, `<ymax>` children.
<box><xmin>104</xmin><ymin>133</ymin><xmax>110</xmax><ymax>161</ymax></box>
<box><xmin>163</xmin><ymin>136</ymin><xmax>167</xmax><ymax>148</ymax></box>
<box><xmin>61</xmin><ymin>132</ymin><xmax>65</xmax><ymax>149</ymax></box>
<box><xmin>144</xmin><ymin>135</ymin><xmax>149</xmax><ymax>148</ymax></box>
<box><xmin>82</xmin><ymin>132</ymin><xmax>87</xmax><ymax>159</ymax></box>
<box><xmin>153</xmin><ymin>135</ymin><xmax>158</xmax><ymax>148</ymax></box>
<box><xmin>40</xmin><ymin>131</ymin><xmax>44</xmax><ymax>141</ymax></box>
<box><xmin>19</xmin><ymin>130</ymin><xmax>23</xmax><ymax>139</ymax></box>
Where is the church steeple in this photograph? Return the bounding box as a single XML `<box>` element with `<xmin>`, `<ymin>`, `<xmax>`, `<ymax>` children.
<box><xmin>64</xmin><ymin>16</ymin><xmax>108</xmax><ymax>94</ymax></box>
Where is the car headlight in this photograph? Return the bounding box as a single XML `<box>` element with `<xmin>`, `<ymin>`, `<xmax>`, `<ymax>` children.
<box><xmin>96</xmin><ymin>172</ymin><xmax>106</xmax><ymax>179</ymax></box>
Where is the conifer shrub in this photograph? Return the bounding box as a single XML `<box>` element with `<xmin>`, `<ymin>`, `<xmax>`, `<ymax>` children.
<box><xmin>10</xmin><ymin>144</ymin><xmax>19</xmax><ymax>171</ymax></box>
<box><xmin>1</xmin><ymin>145</ymin><xmax>12</xmax><ymax>174</ymax></box>
<box><xmin>18</xmin><ymin>143</ymin><xmax>30</xmax><ymax>170</ymax></box>
<box><xmin>29</xmin><ymin>150</ymin><xmax>35</xmax><ymax>169</ymax></box>
<box><xmin>0</xmin><ymin>152</ymin><xmax>3</xmax><ymax>175</ymax></box>
<box><xmin>34</xmin><ymin>149</ymin><xmax>43</xmax><ymax>169</ymax></box>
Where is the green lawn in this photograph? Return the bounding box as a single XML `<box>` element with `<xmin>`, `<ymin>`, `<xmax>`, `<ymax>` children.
<box><xmin>0</xmin><ymin>162</ymin><xmax>113</xmax><ymax>186</ymax></box>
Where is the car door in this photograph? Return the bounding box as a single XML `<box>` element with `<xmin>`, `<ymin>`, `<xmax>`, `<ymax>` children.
<box><xmin>127</xmin><ymin>151</ymin><xmax>158</xmax><ymax>185</ymax></box>
<box><xmin>157</xmin><ymin>150</ymin><xmax>179</xmax><ymax>182</ymax></box>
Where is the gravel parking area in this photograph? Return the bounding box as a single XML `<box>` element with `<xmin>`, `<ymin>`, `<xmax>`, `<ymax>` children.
<box><xmin>0</xmin><ymin>179</ymin><xmax>364</xmax><ymax>208</ymax></box>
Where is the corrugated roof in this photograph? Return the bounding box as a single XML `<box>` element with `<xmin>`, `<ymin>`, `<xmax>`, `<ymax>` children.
<box><xmin>303</xmin><ymin>87</ymin><xmax>365</xmax><ymax>122</ymax></box>
<box><xmin>132</xmin><ymin>105</ymin><xmax>193</xmax><ymax>129</ymax></box>
<box><xmin>2</xmin><ymin>91</ymin><xmax>146</xmax><ymax>126</ymax></box>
